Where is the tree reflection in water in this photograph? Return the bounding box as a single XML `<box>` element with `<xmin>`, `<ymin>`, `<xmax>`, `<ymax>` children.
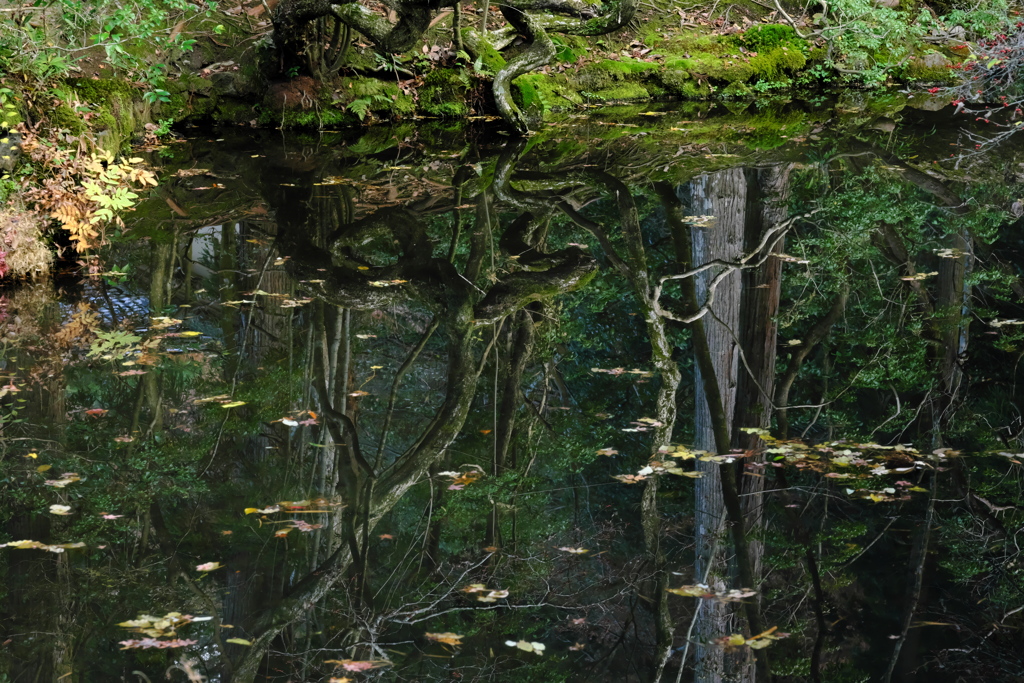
<box><xmin>3</xmin><ymin>108</ymin><xmax>1024</xmax><ymax>683</ymax></box>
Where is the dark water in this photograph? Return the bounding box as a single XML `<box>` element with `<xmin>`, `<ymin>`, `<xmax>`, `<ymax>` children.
<box><xmin>3</xmin><ymin>97</ymin><xmax>1024</xmax><ymax>683</ymax></box>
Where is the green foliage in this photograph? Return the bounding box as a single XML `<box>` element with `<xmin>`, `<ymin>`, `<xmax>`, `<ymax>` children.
<box><xmin>817</xmin><ymin>0</ymin><xmax>931</xmax><ymax>86</ymax></box>
<box><xmin>87</xmin><ymin>329</ymin><xmax>143</xmax><ymax>359</ymax></box>
<box><xmin>940</xmin><ymin>0</ymin><xmax>1012</xmax><ymax>38</ymax></box>
<box><xmin>741</xmin><ymin>24</ymin><xmax>802</xmax><ymax>52</ymax></box>
<box><xmin>0</xmin><ymin>0</ymin><xmax>217</xmax><ymax>88</ymax></box>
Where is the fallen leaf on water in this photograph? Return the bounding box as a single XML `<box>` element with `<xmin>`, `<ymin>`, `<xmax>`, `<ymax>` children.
<box><xmin>44</xmin><ymin>474</ymin><xmax>81</xmax><ymax>488</ymax></box>
<box><xmin>36</xmin><ymin>464</ymin><xmax>52</xmax><ymax>472</ymax></box>
<box><xmin>120</xmin><ymin>638</ymin><xmax>198</xmax><ymax>650</ymax></box>
<box><xmin>506</xmin><ymin>640</ymin><xmax>546</xmax><ymax>654</ymax></box>
<box><xmin>196</xmin><ymin>562</ymin><xmax>223</xmax><ymax>572</ymax></box>
<box><xmin>244</xmin><ymin>505</ymin><xmax>281</xmax><ymax>515</ymax></box>
<box><xmin>557</xmin><ymin>547</ymin><xmax>589</xmax><ymax>554</ymax></box>
<box><xmin>225</xmin><ymin>638</ymin><xmax>252</xmax><ymax>646</ymax></box>
<box><xmin>324</xmin><ymin>659</ymin><xmax>391</xmax><ymax>672</ymax></box>
<box><xmin>220</xmin><ymin>401</ymin><xmax>247</xmax><ymax>409</ymax></box>
<box><xmin>425</xmin><ymin>632</ymin><xmax>464</xmax><ymax>646</ymax></box>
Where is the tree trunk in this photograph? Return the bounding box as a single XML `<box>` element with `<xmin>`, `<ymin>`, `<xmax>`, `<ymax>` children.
<box><xmin>688</xmin><ymin>169</ymin><xmax>746</xmax><ymax>683</ymax></box>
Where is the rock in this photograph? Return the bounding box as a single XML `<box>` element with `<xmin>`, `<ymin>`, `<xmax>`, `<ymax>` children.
<box><xmin>920</xmin><ymin>51</ymin><xmax>951</xmax><ymax>69</ymax></box>
<box><xmin>906</xmin><ymin>93</ymin><xmax>950</xmax><ymax>111</ymax></box>
<box><xmin>0</xmin><ymin>132</ymin><xmax>22</xmax><ymax>172</ymax></box>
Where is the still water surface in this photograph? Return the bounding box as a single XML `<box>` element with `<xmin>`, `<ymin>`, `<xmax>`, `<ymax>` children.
<box><xmin>3</xmin><ymin>98</ymin><xmax>1024</xmax><ymax>683</ymax></box>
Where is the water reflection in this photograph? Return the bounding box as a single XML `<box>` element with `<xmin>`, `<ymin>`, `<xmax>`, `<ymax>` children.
<box><xmin>3</xmin><ymin>102</ymin><xmax>1024</xmax><ymax>683</ymax></box>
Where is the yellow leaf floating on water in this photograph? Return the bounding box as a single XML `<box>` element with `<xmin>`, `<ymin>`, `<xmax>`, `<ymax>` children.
<box><xmin>425</xmin><ymin>632</ymin><xmax>464</xmax><ymax>646</ymax></box>
<box><xmin>667</xmin><ymin>585</ymin><xmax>757</xmax><ymax>602</ymax></box>
<box><xmin>505</xmin><ymin>640</ymin><xmax>546</xmax><ymax>655</ymax></box>
<box><xmin>225</xmin><ymin>638</ymin><xmax>252</xmax><ymax>646</ymax></box>
<box><xmin>244</xmin><ymin>505</ymin><xmax>281</xmax><ymax>515</ymax></box>
<box><xmin>220</xmin><ymin>401</ymin><xmax>247</xmax><ymax>409</ymax></box>
<box><xmin>325</xmin><ymin>659</ymin><xmax>391</xmax><ymax>672</ymax></box>
<box><xmin>1</xmin><ymin>540</ymin><xmax>86</xmax><ymax>552</ymax></box>
<box><xmin>36</xmin><ymin>464</ymin><xmax>52</xmax><ymax>472</ymax></box>
<box><xmin>715</xmin><ymin>626</ymin><xmax>787</xmax><ymax>650</ymax></box>
<box><xmin>44</xmin><ymin>474</ymin><xmax>81</xmax><ymax>488</ymax></box>
<box><xmin>179</xmin><ymin>331</ymin><xmax>202</xmax><ymax>337</ymax></box>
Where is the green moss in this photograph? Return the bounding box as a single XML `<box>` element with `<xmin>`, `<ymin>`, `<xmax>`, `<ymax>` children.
<box><xmin>66</xmin><ymin>77</ymin><xmax>136</xmax><ymax>104</ymax></box>
<box><xmin>741</xmin><ymin>24</ymin><xmax>802</xmax><ymax>52</ymax></box>
<box><xmin>514</xmin><ymin>73</ymin><xmax>583</xmax><ymax>113</ymax></box>
<box><xmin>574</xmin><ymin>58</ymin><xmax>661</xmax><ymax>93</ymax></box>
<box><xmin>420</xmin><ymin>68</ymin><xmax>472</xmax><ymax>117</ymax></box>
<box><xmin>904</xmin><ymin>53</ymin><xmax>956</xmax><ymax>83</ymax></box>
<box><xmin>461</xmin><ymin>28</ymin><xmax>507</xmax><ymax>72</ymax></box>
<box><xmin>176</xmin><ymin>73</ymin><xmax>214</xmax><ymax>96</ymax></box>
<box><xmin>213</xmin><ymin>99</ymin><xmax>256</xmax><ymax>124</ymax></box>
<box><xmin>587</xmin><ymin>82</ymin><xmax>651</xmax><ymax>101</ymax></box>
<box><xmin>48</xmin><ymin>103</ymin><xmax>87</xmax><ymax>135</ymax></box>
<box><xmin>261</xmin><ymin>107</ymin><xmax>353</xmax><ymax>128</ymax></box>
<box><xmin>749</xmin><ymin>46</ymin><xmax>807</xmax><ymax>80</ymax></box>
<box><xmin>63</xmin><ymin>77</ymin><xmax>141</xmax><ymax>152</ymax></box>
<box><xmin>163</xmin><ymin>76</ymin><xmax>219</xmax><ymax>121</ymax></box>
<box><xmin>658</xmin><ymin>68</ymin><xmax>690</xmax><ymax>95</ymax></box>
<box><xmin>670</xmin><ymin>54</ymin><xmax>755</xmax><ymax>83</ymax></box>
<box><xmin>720</xmin><ymin>81</ymin><xmax>754</xmax><ymax>98</ymax></box>
<box><xmin>661</xmin><ymin>32</ymin><xmax>732</xmax><ymax>57</ymax></box>
<box><xmin>550</xmin><ymin>34</ymin><xmax>588</xmax><ymax>63</ymax></box>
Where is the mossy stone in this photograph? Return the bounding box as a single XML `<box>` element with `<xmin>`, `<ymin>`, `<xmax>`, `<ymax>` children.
<box><xmin>588</xmin><ymin>83</ymin><xmax>651</xmax><ymax>101</ymax></box>
<box><xmin>420</xmin><ymin>68</ymin><xmax>472</xmax><ymax>117</ymax></box>
<box><xmin>905</xmin><ymin>52</ymin><xmax>955</xmax><ymax>83</ymax></box>
<box><xmin>49</xmin><ymin>103</ymin><xmax>88</xmax><ymax>135</ymax></box>
<box><xmin>671</xmin><ymin>54</ymin><xmax>755</xmax><ymax>84</ymax></box>
<box><xmin>749</xmin><ymin>46</ymin><xmax>807</xmax><ymax>81</ymax></box>
<box><xmin>513</xmin><ymin>73</ymin><xmax>582</xmax><ymax>113</ymax></box>
<box><xmin>721</xmin><ymin>81</ymin><xmax>754</xmax><ymax>98</ymax></box>
<box><xmin>65</xmin><ymin>77</ymin><xmax>140</xmax><ymax>152</ymax></box>
<box><xmin>461</xmin><ymin>28</ymin><xmax>507</xmax><ymax>73</ymax></box>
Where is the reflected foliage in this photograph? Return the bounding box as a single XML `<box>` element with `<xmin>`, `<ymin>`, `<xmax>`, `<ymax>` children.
<box><xmin>2</xmin><ymin>103</ymin><xmax>1024</xmax><ymax>683</ymax></box>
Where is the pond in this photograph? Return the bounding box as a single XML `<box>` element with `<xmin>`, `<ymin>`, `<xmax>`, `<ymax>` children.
<box><xmin>3</xmin><ymin>96</ymin><xmax>1024</xmax><ymax>683</ymax></box>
